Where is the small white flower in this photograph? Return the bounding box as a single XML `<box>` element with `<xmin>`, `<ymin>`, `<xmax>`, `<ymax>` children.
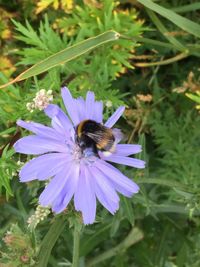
<box><xmin>26</xmin><ymin>102</ymin><xmax>35</xmax><ymax>112</ymax></box>
<box><xmin>27</xmin><ymin>205</ymin><xmax>50</xmax><ymax>229</ymax></box>
<box><xmin>26</xmin><ymin>89</ymin><xmax>53</xmax><ymax>112</ymax></box>
<box><xmin>105</xmin><ymin>100</ymin><xmax>113</xmax><ymax>108</ymax></box>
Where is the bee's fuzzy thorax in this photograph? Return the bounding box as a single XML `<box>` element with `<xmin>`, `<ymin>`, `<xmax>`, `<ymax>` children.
<box><xmin>76</xmin><ymin>119</ymin><xmax>115</xmax><ymax>153</ymax></box>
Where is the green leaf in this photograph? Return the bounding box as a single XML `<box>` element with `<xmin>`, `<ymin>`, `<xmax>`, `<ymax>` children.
<box><xmin>138</xmin><ymin>0</ymin><xmax>200</xmax><ymax>38</ymax></box>
<box><xmin>87</xmin><ymin>227</ymin><xmax>143</xmax><ymax>267</ymax></box>
<box><xmin>131</xmin><ymin>36</ymin><xmax>175</xmax><ymax>49</ymax></box>
<box><xmin>153</xmin><ymin>204</ymin><xmax>200</xmax><ymax>215</ymax></box>
<box><xmin>37</xmin><ymin>215</ymin><xmax>67</xmax><ymax>267</ymax></box>
<box><xmin>0</xmin><ymin>127</ymin><xmax>16</xmax><ymax>136</ymax></box>
<box><xmin>146</xmin><ymin>9</ymin><xmax>186</xmax><ymax>52</ymax></box>
<box><xmin>172</xmin><ymin>3</ymin><xmax>200</xmax><ymax>13</ymax></box>
<box><xmin>136</xmin><ymin>177</ymin><xmax>192</xmax><ymax>192</ymax></box>
<box><xmin>0</xmin><ymin>31</ymin><xmax>120</xmax><ymax>89</ymax></box>
<box><xmin>80</xmin><ymin>224</ymin><xmax>111</xmax><ymax>256</ymax></box>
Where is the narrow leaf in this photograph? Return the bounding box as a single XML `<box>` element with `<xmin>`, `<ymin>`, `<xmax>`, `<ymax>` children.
<box><xmin>138</xmin><ymin>0</ymin><xmax>200</xmax><ymax>38</ymax></box>
<box><xmin>121</xmin><ymin>196</ymin><xmax>135</xmax><ymax>226</ymax></box>
<box><xmin>0</xmin><ymin>31</ymin><xmax>120</xmax><ymax>89</ymax></box>
<box><xmin>172</xmin><ymin>3</ymin><xmax>200</xmax><ymax>13</ymax></box>
<box><xmin>146</xmin><ymin>9</ymin><xmax>186</xmax><ymax>51</ymax></box>
<box><xmin>37</xmin><ymin>215</ymin><xmax>66</xmax><ymax>267</ymax></box>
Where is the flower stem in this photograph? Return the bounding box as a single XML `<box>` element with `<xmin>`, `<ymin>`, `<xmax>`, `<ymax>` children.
<box><xmin>86</xmin><ymin>227</ymin><xmax>143</xmax><ymax>267</ymax></box>
<box><xmin>72</xmin><ymin>223</ymin><xmax>81</xmax><ymax>267</ymax></box>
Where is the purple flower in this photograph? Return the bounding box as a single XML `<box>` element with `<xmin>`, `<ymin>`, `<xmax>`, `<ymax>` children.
<box><xmin>14</xmin><ymin>87</ymin><xmax>145</xmax><ymax>224</ymax></box>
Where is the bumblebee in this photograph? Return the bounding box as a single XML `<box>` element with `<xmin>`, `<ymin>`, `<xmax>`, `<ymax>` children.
<box><xmin>76</xmin><ymin>120</ymin><xmax>116</xmax><ymax>153</ymax></box>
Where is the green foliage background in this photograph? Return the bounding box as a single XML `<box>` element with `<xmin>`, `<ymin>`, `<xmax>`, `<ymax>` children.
<box><xmin>0</xmin><ymin>0</ymin><xmax>200</xmax><ymax>266</ymax></box>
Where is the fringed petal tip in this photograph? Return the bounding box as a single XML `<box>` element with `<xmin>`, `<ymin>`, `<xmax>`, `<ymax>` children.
<box><xmin>16</xmin><ymin>119</ymin><xmax>33</xmax><ymax>131</ymax></box>
<box><xmin>16</xmin><ymin>119</ymin><xmax>24</xmax><ymax>126</ymax></box>
<box><xmin>13</xmin><ymin>140</ymin><xmax>22</xmax><ymax>153</ymax></box>
<box><xmin>105</xmin><ymin>106</ymin><xmax>125</xmax><ymax>128</ymax></box>
<box><xmin>61</xmin><ymin>86</ymin><xmax>70</xmax><ymax>93</ymax></box>
<box><xmin>19</xmin><ymin>175</ymin><xmax>27</xmax><ymax>183</ymax></box>
<box><xmin>132</xmin><ymin>183</ymin><xmax>140</xmax><ymax>194</ymax></box>
<box><xmin>82</xmin><ymin>216</ymin><xmax>96</xmax><ymax>225</ymax></box>
<box><xmin>86</xmin><ymin>91</ymin><xmax>95</xmax><ymax>99</ymax></box>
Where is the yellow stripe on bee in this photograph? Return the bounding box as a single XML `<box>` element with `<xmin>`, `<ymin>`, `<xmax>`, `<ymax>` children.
<box><xmin>77</xmin><ymin>120</ymin><xmax>89</xmax><ymax>137</ymax></box>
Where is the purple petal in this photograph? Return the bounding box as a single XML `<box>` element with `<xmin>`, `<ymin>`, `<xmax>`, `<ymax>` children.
<box><xmin>39</xmin><ymin>162</ymin><xmax>77</xmax><ymax>207</ymax></box>
<box><xmin>85</xmin><ymin>91</ymin><xmax>95</xmax><ymax>119</ymax></box>
<box><xmin>91</xmin><ymin>166</ymin><xmax>119</xmax><ymax>214</ymax></box>
<box><xmin>14</xmin><ymin>136</ymin><xmax>68</xmax><ymax>155</ymax></box>
<box><xmin>95</xmin><ymin>160</ymin><xmax>139</xmax><ymax>197</ymax></box>
<box><xmin>44</xmin><ymin>104</ymin><xmax>72</xmax><ymax>136</ymax></box>
<box><xmin>52</xmin><ymin>163</ymin><xmax>80</xmax><ymax>213</ymax></box>
<box><xmin>84</xmin><ymin>91</ymin><xmax>103</xmax><ymax>122</ymax></box>
<box><xmin>17</xmin><ymin>120</ymin><xmax>63</xmax><ymax>141</ymax></box>
<box><xmin>19</xmin><ymin>153</ymin><xmax>70</xmax><ymax>182</ymax></box>
<box><xmin>104</xmin><ymin>106</ymin><xmax>125</xmax><ymax>128</ymax></box>
<box><xmin>74</xmin><ymin>164</ymin><xmax>96</xmax><ymax>224</ymax></box>
<box><xmin>115</xmin><ymin>144</ymin><xmax>142</xmax><ymax>156</ymax></box>
<box><xmin>112</xmin><ymin>128</ymin><xmax>124</xmax><ymax>143</ymax></box>
<box><xmin>61</xmin><ymin>87</ymin><xmax>80</xmax><ymax>126</ymax></box>
<box><xmin>75</xmin><ymin>97</ymin><xmax>87</xmax><ymax>122</ymax></box>
<box><xmin>102</xmin><ymin>154</ymin><xmax>145</xmax><ymax>169</ymax></box>
<box><xmin>94</xmin><ymin>101</ymin><xmax>103</xmax><ymax>123</ymax></box>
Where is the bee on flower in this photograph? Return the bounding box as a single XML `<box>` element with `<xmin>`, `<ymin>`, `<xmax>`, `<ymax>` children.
<box><xmin>14</xmin><ymin>87</ymin><xmax>145</xmax><ymax>224</ymax></box>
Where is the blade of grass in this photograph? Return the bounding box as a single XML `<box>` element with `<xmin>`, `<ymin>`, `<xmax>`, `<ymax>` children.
<box><xmin>172</xmin><ymin>3</ymin><xmax>200</xmax><ymax>13</ymax></box>
<box><xmin>0</xmin><ymin>31</ymin><xmax>120</xmax><ymax>89</ymax></box>
<box><xmin>121</xmin><ymin>35</ymin><xmax>176</xmax><ymax>49</ymax></box>
<box><xmin>138</xmin><ymin>0</ymin><xmax>200</xmax><ymax>38</ymax></box>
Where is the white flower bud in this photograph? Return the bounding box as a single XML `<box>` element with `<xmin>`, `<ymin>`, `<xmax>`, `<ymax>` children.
<box><xmin>105</xmin><ymin>100</ymin><xmax>112</xmax><ymax>108</ymax></box>
<box><xmin>26</xmin><ymin>89</ymin><xmax>53</xmax><ymax>112</ymax></box>
<box><xmin>27</xmin><ymin>205</ymin><xmax>50</xmax><ymax>229</ymax></box>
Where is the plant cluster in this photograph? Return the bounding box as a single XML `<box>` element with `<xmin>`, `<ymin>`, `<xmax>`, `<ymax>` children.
<box><xmin>0</xmin><ymin>0</ymin><xmax>200</xmax><ymax>266</ymax></box>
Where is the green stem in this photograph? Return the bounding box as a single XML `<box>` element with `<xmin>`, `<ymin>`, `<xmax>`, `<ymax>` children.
<box><xmin>86</xmin><ymin>227</ymin><xmax>143</xmax><ymax>267</ymax></box>
<box><xmin>37</xmin><ymin>215</ymin><xmax>66</xmax><ymax>267</ymax></box>
<box><xmin>134</xmin><ymin>52</ymin><xmax>189</xmax><ymax>67</ymax></box>
<box><xmin>72</xmin><ymin>223</ymin><xmax>81</xmax><ymax>267</ymax></box>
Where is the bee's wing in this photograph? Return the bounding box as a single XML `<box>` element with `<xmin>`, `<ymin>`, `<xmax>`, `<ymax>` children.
<box><xmin>85</xmin><ymin>131</ymin><xmax>107</xmax><ymax>143</ymax></box>
<box><xmin>85</xmin><ymin>129</ymin><xmax>114</xmax><ymax>150</ymax></box>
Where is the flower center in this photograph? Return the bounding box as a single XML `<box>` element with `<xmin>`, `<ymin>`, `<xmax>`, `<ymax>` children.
<box><xmin>72</xmin><ymin>144</ymin><xmax>82</xmax><ymax>160</ymax></box>
<box><xmin>71</xmin><ymin>143</ymin><xmax>97</xmax><ymax>165</ymax></box>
